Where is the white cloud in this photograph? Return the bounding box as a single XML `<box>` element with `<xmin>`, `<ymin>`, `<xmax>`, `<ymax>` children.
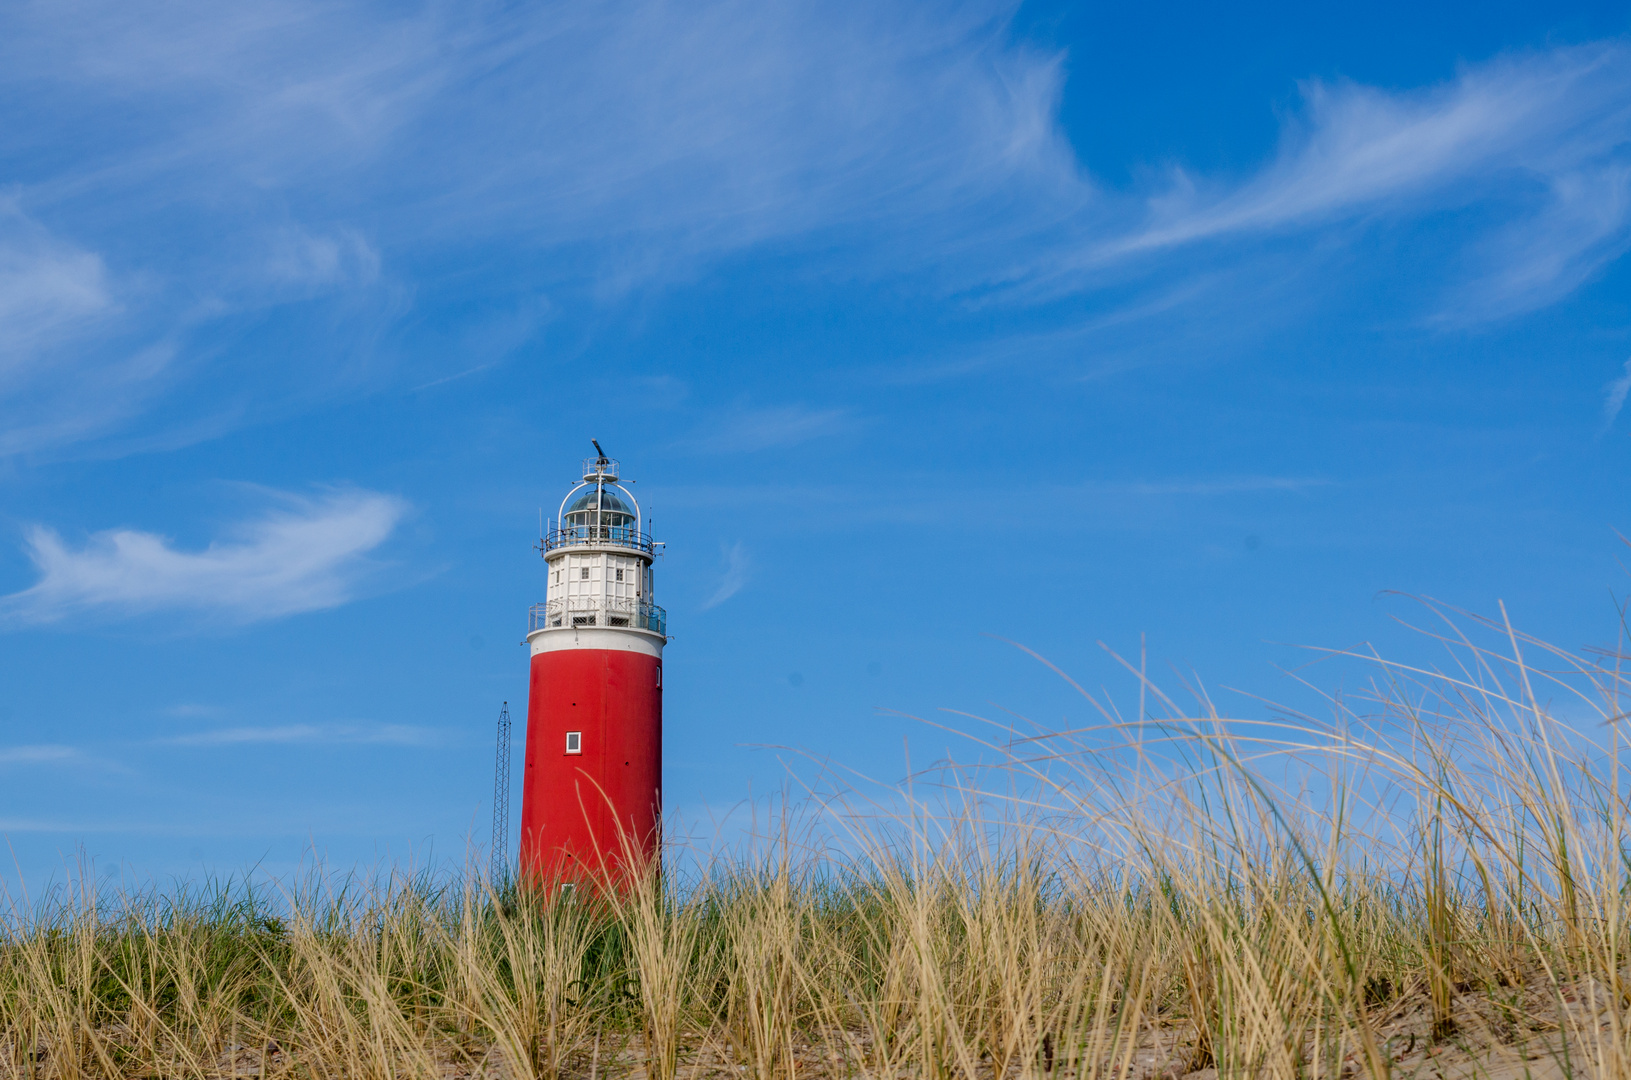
<box><xmin>161</xmin><ymin>722</ymin><xmax>437</xmax><ymax>747</ymax></box>
<box><xmin>0</xmin><ymin>202</ymin><xmax>114</xmax><ymax>375</ymax></box>
<box><xmin>702</xmin><ymin>541</ymin><xmax>751</xmax><ymax>609</ymax></box>
<box><xmin>265</xmin><ymin>227</ymin><xmax>381</xmax><ymax>289</ymax></box>
<box><xmin>0</xmin><ymin>817</ymin><xmax>184</xmax><ymax>834</ymax></box>
<box><xmin>2</xmin><ymin>0</ymin><xmax>1077</xmax><ymax>267</ymax></box>
<box><xmin>0</xmin><ymin>744</ymin><xmax>80</xmax><ymax>766</ymax></box>
<box><xmin>1602</xmin><ymin>359</ymin><xmax>1631</xmax><ymax>433</ymax></box>
<box><xmin>1105</xmin><ymin>476</ymin><xmax>1331</xmax><ymax>496</ymax></box>
<box><xmin>1108</xmin><ymin>46</ymin><xmax>1630</xmax><ymax>251</ymax></box>
<box><xmin>0</xmin><ymin>204</ymin><xmax>185</xmax><ymax>459</ymax></box>
<box><xmin>1458</xmin><ymin>163</ymin><xmax>1631</xmax><ymax>319</ymax></box>
<box><xmin>683</xmin><ymin>405</ymin><xmax>852</xmax><ymax>453</ymax></box>
<box><xmin>0</xmin><ymin>488</ymin><xmax>408</xmax><ymax>625</ymax></box>
<box><xmin>0</xmin><ymin>818</ymin><xmax>105</xmax><ymax>833</ymax></box>
<box><xmin>1069</xmin><ymin>44</ymin><xmax>1631</xmax><ymax>319</ymax></box>
<box><xmin>397</xmin><ymin>2</ymin><xmax>1077</xmax><ymax>262</ymax></box>
<box><xmin>162</xmin><ymin>703</ymin><xmax>225</xmax><ymax>718</ymax></box>
<box><xmin>0</xmin><ymin>0</ymin><xmax>1081</xmax><ymax>453</ymax></box>
<box><xmin>0</xmin><ymin>2</ymin><xmax>1628</xmax><ymax>456</ymax></box>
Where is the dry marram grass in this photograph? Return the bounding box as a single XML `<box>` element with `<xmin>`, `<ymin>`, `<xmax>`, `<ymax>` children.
<box><xmin>6</xmin><ymin>599</ymin><xmax>1631</xmax><ymax>1079</ymax></box>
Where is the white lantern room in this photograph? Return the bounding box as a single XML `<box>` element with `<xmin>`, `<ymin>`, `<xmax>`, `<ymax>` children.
<box><xmin>531</xmin><ymin>449</ymin><xmax>665</xmax><ymax>637</ymax></box>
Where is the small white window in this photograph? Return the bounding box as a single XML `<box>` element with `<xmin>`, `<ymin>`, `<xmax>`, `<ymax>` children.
<box><xmin>554</xmin><ymin>570</ymin><xmax>560</xmax><ymax>583</ymax></box>
<box><xmin>581</xmin><ymin>567</ymin><xmax>590</xmax><ymax>580</ymax></box>
<box><xmin>615</xmin><ymin>568</ymin><xmax>624</xmax><ymax>582</ymax></box>
<box><xmin>655</xmin><ymin>666</ymin><xmax>662</xmax><ymax>688</ymax></box>
<box><xmin>565</xmin><ymin>731</ymin><xmax>582</xmax><ymax>754</ymax></box>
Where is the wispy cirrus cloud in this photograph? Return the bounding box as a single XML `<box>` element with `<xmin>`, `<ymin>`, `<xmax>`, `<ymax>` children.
<box><xmin>662</xmin><ymin>474</ymin><xmax>1331</xmax><ymax>537</ymax></box>
<box><xmin>162</xmin><ymin>703</ymin><xmax>226</xmax><ymax>719</ymax></box>
<box><xmin>0</xmin><ymin>744</ymin><xmax>81</xmax><ymax>766</ymax></box>
<box><xmin>681</xmin><ymin>405</ymin><xmax>854</xmax><ymax>453</ymax></box>
<box><xmin>0</xmin><ymin>818</ymin><xmax>142</xmax><ymax>834</ymax></box>
<box><xmin>160</xmin><ymin>723</ymin><xmax>438</xmax><ymax>747</ymax></box>
<box><xmin>0</xmin><ymin>0</ymin><xmax>1077</xmax><ymax>453</ymax></box>
<box><xmin>1460</xmin><ymin>161</ymin><xmax>1631</xmax><ymax>320</ymax></box>
<box><xmin>0</xmin><ymin>203</ymin><xmax>113</xmax><ymax>368</ymax></box>
<box><xmin>0</xmin><ymin>1</ymin><xmax>1629</xmax><ymax>456</ymax></box>
<box><xmin>1104</xmin><ymin>476</ymin><xmax>1332</xmax><ymax>497</ymax></box>
<box><xmin>0</xmin><ymin>743</ymin><xmax>132</xmax><ymax>775</ymax></box>
<box><xmin>1</xmin><ymin>0</ymin><xmax>1076</xmax><ymax>260</ymax></box>
<box><xmin>1602</xmin><ymin>358</ymin><xmax>1631</xmax><ymax>434</ymax></box>
<box><xmin>1071</xmin><ymin>43</ymin><xmax>1631</xmax><ymax>320</ymax></box>
<box><xmin>264</xmin><ymin>227</ymin><xmax>381</xmax><ymax>290</ymax></box>
<box><xmin>0</xmin><ymin>488</ymin><xmax>408</xmax><ymax>626</ymax></box>
<box><xmin>0</xmin><ymin>204</ymin><xmax>150</xmax><ymax>449</ymax></box>
<box><xmin>702</xmin><ymin>542</ymin><xmax>752</xmax><ymax>609</ymax></box>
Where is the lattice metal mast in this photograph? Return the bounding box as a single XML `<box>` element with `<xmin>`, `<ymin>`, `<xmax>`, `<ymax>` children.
<box><xmin>491</xmin><ymin>701</ymin><xmax>511</xmax><ymax>884</ymax></box>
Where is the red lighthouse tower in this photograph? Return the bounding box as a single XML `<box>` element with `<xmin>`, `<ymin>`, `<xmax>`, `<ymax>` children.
<box><xmin>519</xmin><ymin>445</ymin><xmax>666</xmax><ymax>883</ymax></box>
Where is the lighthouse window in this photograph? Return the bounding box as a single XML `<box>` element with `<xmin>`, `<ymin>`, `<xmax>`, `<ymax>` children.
<box><xmin>581</xmin><ymin>567</ymin><xmax>590</xmax><ymax>580</ymax></box>
<box><xmin>615</xmin><ymin>568</ymin><xmax>624</xmax><ymax>582</ymax></box>
<box><xmin>565</xmin><ymin>731</ymin><xmax>582</xmax><ymax>754</ymax></box>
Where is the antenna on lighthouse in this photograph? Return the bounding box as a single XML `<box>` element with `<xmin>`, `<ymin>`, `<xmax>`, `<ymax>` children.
<box><xmin>591</xmin><ymin>439</ymin><xmax>609</xmax><ymax>465</ymax></box>
<box><xmin>490</xmin><ymin>701</ymin><xmax>511</xmax><ymax>886</ymax></box>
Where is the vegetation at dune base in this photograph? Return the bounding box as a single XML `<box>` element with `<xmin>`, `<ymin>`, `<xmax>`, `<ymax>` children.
<box><xmin>12</xmin><ymin>600</ymin><xmax>1631</xmax><ymax>1079</ymax></box>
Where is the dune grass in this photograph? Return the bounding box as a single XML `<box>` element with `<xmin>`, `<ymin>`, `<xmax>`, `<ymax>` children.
<box><xmin>7</xmin><ymin>598</ymin><xmax>1631</xmax><ymax>1079</ymax></box>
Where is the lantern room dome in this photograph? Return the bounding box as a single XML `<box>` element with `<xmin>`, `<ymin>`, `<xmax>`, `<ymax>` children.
<box><xmin>564</xmin><ymin>485</ymin><xmax>635</xmax><ymax>527</ymax></box>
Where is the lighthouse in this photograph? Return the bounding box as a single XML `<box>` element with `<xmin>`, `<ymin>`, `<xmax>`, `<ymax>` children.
<box><xmin>519</xmin><ymin>444</ymin><xmax>667</xmax><ymax>883</ymax></box>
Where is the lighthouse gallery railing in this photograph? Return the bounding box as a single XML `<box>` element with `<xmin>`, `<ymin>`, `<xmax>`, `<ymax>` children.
<box><xmin>542</xmin><ymin>524</ymin><xmax>656</xmax><ymax>554</ymax></box>
<box><xmin>530</xmin><ymin>598</ymin><xmax>667</xmax><ymax>636</ymax></box>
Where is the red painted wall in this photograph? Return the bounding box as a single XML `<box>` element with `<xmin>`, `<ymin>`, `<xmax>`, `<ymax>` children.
<box><xmin>518</xmin><ymin>647</ymin><xmax>662</xmax><ymax>882</ymax></box>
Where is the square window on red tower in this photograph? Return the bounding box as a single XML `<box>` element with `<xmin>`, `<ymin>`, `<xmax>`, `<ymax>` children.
<box><xmin>565</xmin><ymin>731</ymin><xmax>582</xmax><ymax>754</ymax></box>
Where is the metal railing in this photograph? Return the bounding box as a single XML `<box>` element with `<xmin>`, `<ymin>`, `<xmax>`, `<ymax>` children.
<box><xmin>582</xmin><ymin>456</ymin><xmax>619</xmax><ymax>480</ymax></box>
<box><xmin>529</xmin><ymin>598</ymin><xmax>667</xmax><ymax>636</ymax></box>
<box><xmin>542</xmin><ymin>523</ymin><xmax>655</xmax><ymax>554</ymax></box>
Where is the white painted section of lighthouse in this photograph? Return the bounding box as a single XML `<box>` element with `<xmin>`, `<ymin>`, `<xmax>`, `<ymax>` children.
<box><xmin>525</xmin><ymin>452</ymin><xmax>667</xmax><ymax>654</ymax></box>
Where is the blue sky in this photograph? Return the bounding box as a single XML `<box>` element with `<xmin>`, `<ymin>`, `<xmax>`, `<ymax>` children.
<box><xmin>3</xmin><ymin>0</ymin><xmax>1631</xmax><ymax>886</ymax></box>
